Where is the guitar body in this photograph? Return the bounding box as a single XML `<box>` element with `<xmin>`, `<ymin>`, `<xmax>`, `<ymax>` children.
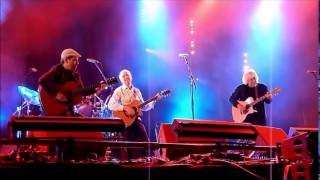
<box><xmin>232</xmin><ymin>97</ymin><xmax>255</xmax><ymax>123</ymax></box>
<box><xmin>39</xmin><ymin>77</ymin><xmax>118</xmax><ymax>116</ymax></box>
<box><xmin>39</xmin><ymin>81</ymin><xmax>82</xmax><ymax>115</ymax></box>
<box><xmin>112</xmin><ymin>89</ymin><xmax>171</xmax><ymax>128</ymax></box>
<box><xmin>231</xmin><ymin>87</ymin><xmax>281</xmax><ymax>123</ymax></box>
<box><xmin>112</xmin><ymin>100</ymin><xmax>143</xmax><ymax>128</ymax></box>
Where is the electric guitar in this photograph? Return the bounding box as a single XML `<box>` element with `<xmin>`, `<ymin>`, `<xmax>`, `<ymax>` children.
<box><xmin>232</xmin><ymin>87</ymin><xmax>281</xmax><ymax>123</ymax></box>
<box><xmin>39</xmin><ymin>77</ymin><xmax>117</xmax><ymax>115</ymax></box>
<box><xmin>112</xmin><ymin>89</ymin><xmax>171</xmax><ymax>127</ymax></box>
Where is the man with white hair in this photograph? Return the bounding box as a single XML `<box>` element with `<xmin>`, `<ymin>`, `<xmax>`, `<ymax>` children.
<box><xmin>108</xmin><ymin>69</ymin><xmax>156</xmax><ymax>159</ymax></box>
<box><xmin>229</xmin><ymin>69</ymin><xmax>272</xmax><ymax>125</ymax></box>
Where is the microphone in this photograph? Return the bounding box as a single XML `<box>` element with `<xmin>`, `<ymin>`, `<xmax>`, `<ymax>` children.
<box><xmin>86</xmin><ymin>58</ymin><xmax>100</xmax><ymax>63</ymax></box>
<box><xmin>306</xmin><ymin>70</ymin><xmax>317</xmax><ymax>74</ymax></box>
<box><xmin>178</xmin><ymin>53</ymin><xmax>189</xmax><ymax>58</ymax></box>
<box><xmin>29</xmin><ymin>67</ymin><xmax>38</xmax><ymax>72</ymax></box>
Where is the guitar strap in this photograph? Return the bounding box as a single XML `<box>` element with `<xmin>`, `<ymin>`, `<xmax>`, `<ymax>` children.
<box><xmin>253</xmin><ymin>85</ymin><xmax>259</xmax><ymax>110</ymax></box>
<box><xmin>254</xmin><ymin>85</ymin><xmax>259</xmax><ymax>100</ymax></box>
<box><xmin>133</xmin><ymin>88</ymin><xmax>137</xmax><ymax>98</ymax></box>
<box><xmin>71</xmin><ymin>72</ymin><xmax>83</xmax><ymax>88</ymax></box>
<box><xmin>133</xmin><ymin>88</ymin><xmax>144</xmax><ymax>102</ymax></box>
<box><xmin>120</xmin><ymin>86</ymin><xmax>140</xmax><ymax>102</ymax></box>
<box><xmin>120</xmin><ymin>87</ymin><xmax>126</xmax><ymax>102</ymax></box>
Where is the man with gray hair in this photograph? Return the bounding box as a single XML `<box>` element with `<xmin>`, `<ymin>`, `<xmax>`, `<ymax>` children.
<box><xmin>229</xmin><ymin>69</ymin><xmax>272</xmax><ymax>125</ymax></box>
<box><xmin>108</xmin><ymin>69</ymin><xmax>156</xmax><ymax>159</ymax></box>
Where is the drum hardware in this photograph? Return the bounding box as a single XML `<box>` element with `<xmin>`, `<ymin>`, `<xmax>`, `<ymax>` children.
<box><xmin>92</xmin><ymin>93</ymin><xmax>108</xmax><ymax>117</ymax></box>
<box><xmin>14</xmin><ymin>101</ymin><xmax>32</xmax><ymax>117</ymax></box>
<box><xmin>74</xmin><ymin>93</ymin><xmax>111</xmax><ymax>118</ymax></box>
<box><xmin>74</xmin><ymin>95</ymin><xmax>94</xmax><ymax>117</ymax></box>
<box><xmin>13</xmin><ymin>86</ymin><xmax>42</xmax><ymax>138</ymax></box>
<box><xmin>17</xmin><ymin>86</ymin><xmax>41</xmax><ymax>106</ymax></box>
<box><xmin>14</xmin><ymin>86</ymin><xmax>41</xmax><ymax>116</ymax></box>
<box><xmin>104</xmin><ymin>132</ymin><xmax>123</xmax><ymax>140</ymax></box>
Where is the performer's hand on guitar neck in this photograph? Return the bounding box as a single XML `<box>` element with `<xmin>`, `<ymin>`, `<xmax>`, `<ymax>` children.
<box><xmin>56</xmin><ymin>92</ymin><xmax>68</xmax><ymax>102</ymax></box>
<box><xmin>265</xmin><ymin>92</ymin><xmax>272</xmax><ymax>100</ymax></box>
<box><xmin>155</xmin><ymin>93</ymin><xmax>162</xmax><ymax>101</ymax></box>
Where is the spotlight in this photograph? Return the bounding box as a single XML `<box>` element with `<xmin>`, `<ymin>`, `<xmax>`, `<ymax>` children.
<box><xmin>145</xmin><ymin>48</ymin><xmax>151</xmax><ymax>53</ymax></box>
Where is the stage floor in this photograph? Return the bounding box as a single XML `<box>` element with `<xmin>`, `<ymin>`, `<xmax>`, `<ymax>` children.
<box><xmin>0</xmin><ymin>161</ymin><xmax>281</xmax><ymax>179</ymax></box>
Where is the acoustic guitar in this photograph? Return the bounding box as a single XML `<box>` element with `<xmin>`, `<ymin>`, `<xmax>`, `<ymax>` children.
<box><xmin>112</xmin><ymin>89</ymin><xmax>170</xmax><ymax>127</ymax></box>
<box><xmin>39</xmin><ymin>77</ymin><xmax>117</xmax><ymax>115</ymax></box>
<box><xmin>232</xmin><ymin>87</ymin><xmax>281</xmax><ymax>123</ymax></box>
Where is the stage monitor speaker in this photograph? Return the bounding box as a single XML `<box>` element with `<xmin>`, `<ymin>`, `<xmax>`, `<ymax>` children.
<box><xmin>284</xmin><ymin>161</ymin><xmax>312</xmax><ymax>180</ymax></box>
<box><xmin>288</xmin><ymin>127</ymin><xmax>319</xmax><ymax>137</ymax></box>
<box><xmin>287</xmin><ymin>127</ymin><xmax>318</xmax><ymax>163</ymax></box>
<box><xmin>9</xmin><ymin>115</ymin><xmax>124</xmax><ymax>139</ymax></box>
<box><xmin>254</xmin><ymin>125</ymin><xmax>288</xmax><ymax>146</ymax></box>
<box><xmin>280</xmin><ymin>132</ymin><xmax>317</xmax><ymax>180</ymax></box>
<box><xmin>171</xmin><ymin>118</ymin><xmax>258</xmax><ymax>142</ymax></box>
<box><xmin>158</xmin><ymin>119</ymin><xmax>289</xmax><ymax>160</ymax></box>
<box><xmin>281</xmin><ymin>133</ymin><xmax>310</xmax><ymax>161</ymax></box>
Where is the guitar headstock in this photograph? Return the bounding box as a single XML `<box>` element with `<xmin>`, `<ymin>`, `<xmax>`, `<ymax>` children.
<box><xmin>158</xmin><ymin>89</ymin><xmax>171</xmax><ymax>98</ymax></box>
<box><xmin>271</xmin><ymin>87</ymin><xmax>281</xmax><ymax>96</ymax></box>
<box><xmin>105</xmin><ymin>77</ymin><xmax>118</xmax><ymax>86</ymax></box>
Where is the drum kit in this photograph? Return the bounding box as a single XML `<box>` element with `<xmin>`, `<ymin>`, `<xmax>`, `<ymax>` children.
<box><xmin>15</xmin><ymin>85</ymin><xmax>111</xmax><ymax>118</ymax></box>
<box><xmin>14</xmin><ymin>86</ymin><xmax>41</xmax><ymax>116</ymax></box>
<box><xmin>74</xmin><ymin>93</ymin><xmax>111</xmax><ymax>118</ymax></box>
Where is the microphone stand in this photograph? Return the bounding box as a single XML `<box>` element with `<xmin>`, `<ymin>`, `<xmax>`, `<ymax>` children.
<box><xmin>92</xmin><ymin>62</ymin><xmax>109</xmax><ymax>84</ymax></box>
<box><xmin>181</xmin><ymin>55</ymin><xmax>196</xmax><ymax>120</ymax></box>
<box><xmin>91</xmin><ymin>61</ymin><xmax>114</xmax><ymax>118</ymax></box>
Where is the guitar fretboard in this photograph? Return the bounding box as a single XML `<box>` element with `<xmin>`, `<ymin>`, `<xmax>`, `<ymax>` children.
<box><xmin>72</xmin><ymin>83</ymin><xmax>100</xmax><ymax>95</ymax></box>
<box><xmin>249</xmin><ymin>88</ymin><xmax>280</xmax><ymax>107</ymax></box>
<box><xmin>71</xmin><ymin>77</ymin><xmax>117</xmax><ymax>95</ymax></box>
<box><xmin>249</xmin><ymin>94</ymin><xmax>268</xmax><ymax>106</ymax></box>
<box><xmin>138</xmin><ymin>96</ymin><xmax>158</xmax><ymax>108</ymax></box>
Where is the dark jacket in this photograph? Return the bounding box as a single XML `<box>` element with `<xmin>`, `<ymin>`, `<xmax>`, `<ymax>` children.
<box><xmin>229</xmin><ymin>83</ymin><xmax>271</xmax><ymax>125</ymax></box>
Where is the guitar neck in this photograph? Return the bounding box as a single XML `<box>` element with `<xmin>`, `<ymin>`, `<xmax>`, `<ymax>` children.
<box><xmin>248</xmin><ymin>88</ymin><xmax>280</xmax><ymax>107</ymax></box>
<box><xmin>72</xmin><ymin>83</ymin><xmax>100</xmax><ymax>95</ymax></box>
<box><xmin>249</xmin><ymin>94</ymin><xmax>267</xmax><ymax>106</ymax></box>
<box><xmin>138</xmin><ymin>96</ymin><xmax>157</xmax><ymax>108</ymax></box>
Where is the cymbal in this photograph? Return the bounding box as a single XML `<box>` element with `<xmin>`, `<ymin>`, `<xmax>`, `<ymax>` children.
<box><xmin>17</xmin><ymin>86</ymin><xmax>40</xmax><ymax>106</ymax></box>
